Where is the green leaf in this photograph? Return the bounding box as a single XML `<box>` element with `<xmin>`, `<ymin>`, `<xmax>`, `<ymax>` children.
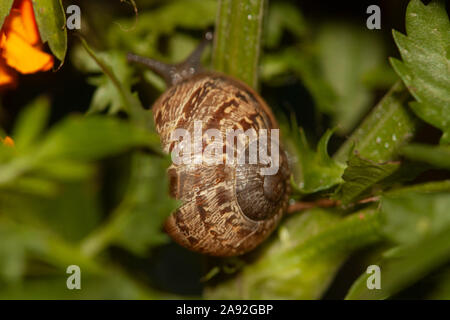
<box><xmin>213</xmin><ymin>0</ymin><xmax>265</xmax><ymax>88</ymax></box>
<box><xmin>38</xmin><ymin>116</ymin><xmax>160</xmax><ymax>161</ymax></box>
<box><xmin>264</xmin><ymin>2</ymin><xmax>307</xmax><ymax>48</ymax></box>
<box><xmin>261</xmin><ymin>48</ymin><xmax>337</xmax><ymax>114</ymax></box>
<box><xmin>390</xmin><ymin>0</ymin><xmax>450</xmax><ymax>144</ymax></box>
<box><xmin>0</xmin><ymin>180</ymin><xmax>101</xmax><ymax>242</ymax></box>
<box><xmin>0</xmin><ymin>219</ymin><xmax>170</xmax><ymax>299</ymax></box>
<box><xmin>77</xmin><ymin>38</ymin><xmax>154</xmax><ymax>130</ymax></box>
<box><xmin>85</xmin><ymin>51</ymin><xmax>135</xmax><ymax>115</ymax></box>
<box><xmin>361</xmin><ymin>64</ymin><xmax>399</xmax><ymax>90</ymax></box>
<box><xmin>32</xmin><ymin>0</ymin><xmax>68</xmax><ymax>63</ymax></box>
<box><xmin>346</xmin><ymin>192</ymin><xmax>450</xmax><ymax>300</ymax></box>
<box><xmin>110</xmin><ymin>155</ymin><xmax>179</xmax><ymax>255</ymax></box>
<box><xmin>0</xmin><ymin>109</ymin><xmax>161</xmax><ymax>192</ymax></box>
<box><xmin>0</xmin><ymin>217</ymin><xmax>100</xmax><ymax>275</ymax></box>
<box><xmin>0</xmin><ymin>272</ymin><xmax>171</xmax><ymax>299</ymax></box>
<box><xmin>427</xmin><ymin>268</ymin><xmax>450</xmax><ymax>299</ymax></box>
<box><xmin>316</xmin><ymin>22</ymin><xmax>387</xmax><ymax>133</ymax></box>
<box><xmin>12</xmin><ymin>96</ymin><xmax>50</xmax><ymax>151</ymax></box>
<box><xmin>105</xmin><ymin>0</ymin><xmax>217</xmax><ymax>60</ymax></box>
<box><xmin>282</xmin><ymin>120</ymin><xmax>345</xmax><ymax>194</ymax></box>
<box><xmin>346</xmin><ymin>228</ymin><xmax>450</xmax><ymax>300</ymax></box>
<box><xmin>386</xmin><ymin>180</ymin><xmax>450</xmax><ymax>196</ymax></box>
<box><xmin>0</xmin><ymin>0</ymin><xmax>13</xmax><ymax>29</ymax></box>
<box><xmin>81</xmin><ymin>155</ymin><xmax>179</xmax><ymax>257</ymax></box>
<box><xmin>401</xmin><ymin>143</ymin><xmax>450</xmax><ymax>170</ymax></box>
<box><xmin>0</xmin><ymin>224</ymin><xmax>26</xmax><ymax>284</ymax></box>
<box><xmin>0</xmin><ymin>275</ymin><xmax>138</xmax><ymax>300</ymax></box>
<box><xmin>334</xmin><ymin>82</ymin><xmax>418</xmax><ymax>163</ymax></box>
<box><xmin>206</xmin><ymin>207</ymin><xmax>382</xmax><ymax>299</ymax></box>
<box><xmin>382</xmin><ymin>192</ymin><xmax>450</xmax><ymax>245</ymax></box>
<box><xmin>71</xmin><ymin>45</ymin><xmax>138</xmax><ymax>115</ymax></box>
<box><xmin>337</xmin><ymin>155</ymin><xmax>400</xmax><ymax>204</ymax></box>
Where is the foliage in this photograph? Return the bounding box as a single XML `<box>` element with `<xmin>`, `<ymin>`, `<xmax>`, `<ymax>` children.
<box><xmin>0</xmin><ymin>0</ymin><xmax>449</xmax><ymax>300</ymax></box>
<box><xmin>390</xmin><ymin>0</ymin><xmax>450</xmax><ymax>144</ymax></box>
<box><xmin>206</xmin><ymin>207</ymin><xmax>382</xmax><ymax>299</ymax></box>
<box><xmin>32</xmin><ymin>0</ymin><xmax>67</xmax><ymax>63</ymax></box>
<box><xmin>281</xmin><ymin>119</ymin><xmax>345</xmax><ymax>194</ymax></box>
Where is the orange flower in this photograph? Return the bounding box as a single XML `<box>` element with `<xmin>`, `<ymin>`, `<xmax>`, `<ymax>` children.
<box><xmin>1</xmin><ymin>136</ymin><xmax>14</xmax><ymax>147</ymax></box>
<box><xmin>0</xmin><ymin>0</ymin><xmax>54</xmax><ymax>89</ymax></box>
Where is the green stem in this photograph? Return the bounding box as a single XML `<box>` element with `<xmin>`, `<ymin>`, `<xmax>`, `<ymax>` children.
<box><xmin>386</xmin><ymin>180</ymin><xmax>450</xmax><ymax>196</ymax></box>
<box><xmin>79</xmin><ymin>36</ymin><xmax>150</xmax><ymax>129</ymax></box>
<box><xmin>334</xmin><ymin>82</ymin><xmax>418</xmax><ymax>163</ymax></box>
<box><xmin>79</xmin><ymin>218</ymin><xmax>119</xmax><ymax>258</ymax></box>
<box><xmin>213</xmin><ymin>0</ymin><xmax>265</xmax><ymax>88</ymax></box>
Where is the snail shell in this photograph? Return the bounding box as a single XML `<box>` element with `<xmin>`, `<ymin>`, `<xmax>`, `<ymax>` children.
<box><xmin>152</xmin><ymin>72</ymin><xmax>290</xmax><ymax>256</ymax></box>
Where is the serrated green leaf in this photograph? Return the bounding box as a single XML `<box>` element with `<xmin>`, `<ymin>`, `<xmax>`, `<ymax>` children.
<box><xmin>337</xmin><ymin>155</ymin><xmax>401</xmax><ymax>204</ymax></box>
<box><xmin>77</xmin><ymin>39</ymin><xmax>154</xmax><ymax>131</ymax></box>
<box><xmin>391</xmin><ymin>0</ymin><xmax>450</xmax><ymax>144</ymax></box>
<box><xmin>282</xmin><ymin>119</ymin><xmax>345</xmax><ymax>194</ymax></box>
<box><xmin>85</xmin><ymin>51</ymin><xmax>135</xmax><ymax>115</ymax></box>
<box><xmin>72</xmin><ymin>43</ymin><xmax>138</xmax><ymax>116</ymax></box>
<box><xmin>32</xmin><ymin>0</ymin><xmax>67</xmax><ymax>63</ymax></box>
<box><xmin>0</xmin><ymin>0</ymin><xmax>13</xmax><ymax>29</ymax></box>
<box><xmin>401</xmin><ymin>143</ymin><xmax>450</xmax><ymax>169</ymax></box>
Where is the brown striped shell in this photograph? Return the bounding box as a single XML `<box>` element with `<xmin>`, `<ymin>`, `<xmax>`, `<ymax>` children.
<box><xmin>152</xmin><ymin>72</ymin><xmax>290</xmax><ymax>256</ymax></box>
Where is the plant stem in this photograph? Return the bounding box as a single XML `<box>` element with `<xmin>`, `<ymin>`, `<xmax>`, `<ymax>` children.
<box><xmin>213</xmin><ymin>0</ymin><xmax>265</xmax><ymax>88</ymax></box>
<box><xmin>334</xmin><ymin>82</ymin><xmax>417</xmax><ymax>163</ymax></box>
<box><xmin>287</xmin><ymin>196</ymin><xmax>380</xmax><ymax>214</ymax></box>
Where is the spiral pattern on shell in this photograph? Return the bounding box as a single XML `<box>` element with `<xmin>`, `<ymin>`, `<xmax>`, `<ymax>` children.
<box><xmin>153</xmin><ymin>72</ymin><xmax>290</xmax><ymax>256</ymax></box>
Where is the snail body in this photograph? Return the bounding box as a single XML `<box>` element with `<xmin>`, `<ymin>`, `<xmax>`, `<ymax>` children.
<box><xmin>128</xmin><ymin>35</ymin><xmax>290</xmax><ymax>256</ymax></box>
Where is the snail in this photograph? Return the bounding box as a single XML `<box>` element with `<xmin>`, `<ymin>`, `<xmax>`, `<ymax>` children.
<box><xmin>127</xmin><ymin>32</ymin><xmax>290</xmax><ymax>257</ymax></box>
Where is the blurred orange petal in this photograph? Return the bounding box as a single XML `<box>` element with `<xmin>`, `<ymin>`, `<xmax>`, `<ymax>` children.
<box><xmin>1</xmin><ymin>31</ymin><xmax>53</xmax><ymax>73</ymax></box>
<box><xmin>5</xmin><ymin>6</ymin><xmax>39</xmax><ymax>46</ymax></box>
<box><xmin>15</xmin><ymin>0</ymin><xmax>40</xmax><ymax>45</ymax></box>
<box><xmin>2</xmin><ymin>136</ymin><xmax>15</xmax><ymax>147</ymax></box>
<box><xmin>0</xmin><ymin>59</ymin><xmax>17</xmax><ymax>89</ymax></box>
<box><xmin>0</xmin><ymin>0</ymin><xmax>54</xmax><ymax>77</ymax></box>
